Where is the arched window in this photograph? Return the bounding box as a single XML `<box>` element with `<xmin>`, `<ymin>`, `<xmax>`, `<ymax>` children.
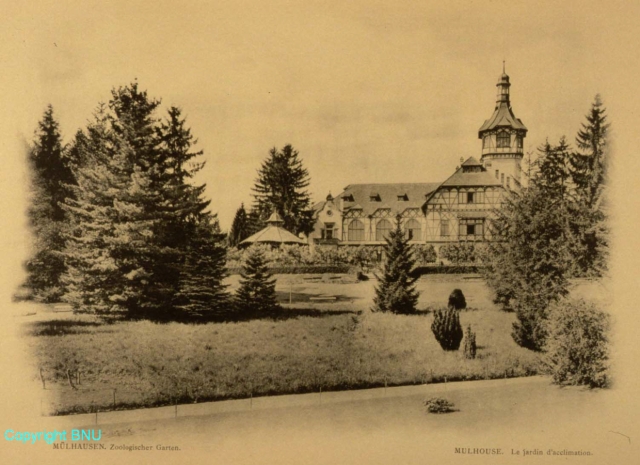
<box><xmin>376</xmin><ymin>219</ymin><xmax>392</xmax><ymax>241</ymax></box>
<box><xmin>404</xmin><ymin>219</ymin><xmax>421</xmax><ymax>241</ymax></box>
<box><xmin>496</xmin><ymin>131</ymin><xmax>510</xmax><ymax>148</ymax></box>
<box><xmin>348</xmin><ymin>219</ymin><xmax>364</xmax><ymax>241</ymax></box>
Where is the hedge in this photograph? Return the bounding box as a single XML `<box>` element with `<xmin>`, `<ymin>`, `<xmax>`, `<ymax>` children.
<box><xmin>227</xmin><ymin>265</ymin><xmax>353</xmax><ymax>275</ymax></box>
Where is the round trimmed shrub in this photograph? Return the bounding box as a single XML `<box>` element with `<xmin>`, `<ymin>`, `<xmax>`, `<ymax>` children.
<box><xmin>543</xmin><ymin>298</ymin><xmax>610</xmax><ymax>388</ymax></box>
<box><xmin>448</xmin><ymin>288</ymin><xmax>467</xmax><ymax>310</ymax></box>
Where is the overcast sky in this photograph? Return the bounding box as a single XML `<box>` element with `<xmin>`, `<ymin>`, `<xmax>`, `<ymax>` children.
<box><xmin>1</xmin><ymin>1</ymin><xmax>639</xmax><ymax>282</ymax></box>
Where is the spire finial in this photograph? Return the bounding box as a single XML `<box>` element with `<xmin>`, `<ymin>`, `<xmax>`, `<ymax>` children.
<box><xmin>503</xmin><ymin>60</ymin><xmax>506</xmax><ymax>74</ymax></box>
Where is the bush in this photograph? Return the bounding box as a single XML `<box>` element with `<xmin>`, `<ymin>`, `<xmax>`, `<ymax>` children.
<box><xmin>511</xmin><ymin>293</ymin><xmax>551</xmax><ymax>352</ymax></box>
<box><xmin>431</xmin><ymin>307</ymin><xmax>463</xmax><ymax>351</ymax></box>
<box><xmin>463</xmin><ymin>325</ymin><xmax>477</xmax><ymax>359</ymax></box>
<box><xmin>543</xmin><ymin>298</ymin><xmax>610</xmax><ymax>388</ymax></box>
<box><xmin>414</xmin><ymin>244</ymin><xmax>437</xmax><ymax>265</ymax></box>
<box><xmin>439</xmin><ymin>243</ymin><xmax>477</xmax><ymax>264</ymax></box>
<box><xmin>424</xmin><ymin>397</ymin><xmax>455</xmax><ymax>413</ymax></box>
<box><xmin>448</xmin><ymin>289</ymin><xmax>466</xmax><ymax>310</ymax></box>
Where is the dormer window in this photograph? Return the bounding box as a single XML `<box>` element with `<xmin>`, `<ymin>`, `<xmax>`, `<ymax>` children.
<box><xmin>369</xmin><ymin>193</ymin><xmax>381</xmax><ymax>202</ymax></box>
<box><xmin>497</xmin><ymin>131</ymin><xmax>511</xmax><ymax>148</ymax></box>
<box><xmin>397</xmin><ymin>194</ymin><xmax>408</xmax><ymax>201</ymax></box>
<box><xmin>342</xmin><ymin>194</ymin><xmax>354</xmax><ymax>202</ymax></box>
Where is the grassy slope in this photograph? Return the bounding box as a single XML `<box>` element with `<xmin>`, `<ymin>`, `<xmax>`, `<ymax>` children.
<box><xmin>28</xmin><ymin>307</ymin><xmax>540</xmax><ymax>415</ymax></box>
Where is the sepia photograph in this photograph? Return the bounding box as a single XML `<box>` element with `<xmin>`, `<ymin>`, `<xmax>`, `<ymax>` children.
<box><xmin>1</xmin><ymin>1</ymin><xmax>639</xmax><ymax>464</ymax></box>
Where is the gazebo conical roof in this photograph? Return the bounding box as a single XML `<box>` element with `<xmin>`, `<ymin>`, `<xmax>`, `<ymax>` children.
<box><xmin>239</xmin><ymin>212</ymin><xmax>306</xmax><ymax>247</ymax></box>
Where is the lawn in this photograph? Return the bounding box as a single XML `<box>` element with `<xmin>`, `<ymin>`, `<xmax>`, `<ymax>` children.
<box><xmin>25</xmin><ymin>275</ymin><xmax>602</xmax><ymax>415</ymax></box>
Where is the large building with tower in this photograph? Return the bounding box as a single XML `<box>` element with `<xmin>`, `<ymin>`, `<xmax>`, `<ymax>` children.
<box><xmin>308</xmin><ymin>70</ymin><xmax>527</xmax><ymax>255</ymax></box>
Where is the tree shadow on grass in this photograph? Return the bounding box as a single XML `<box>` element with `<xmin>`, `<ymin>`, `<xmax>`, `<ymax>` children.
<box><xmin>24</xmin><ymin>319</ymin><xmax>113</xmax><ymax>337</ymax></box>
<box><xmin>270</xmin><ymin>307</ymin><xmax>360</xmax><ymax>321</ymax></box>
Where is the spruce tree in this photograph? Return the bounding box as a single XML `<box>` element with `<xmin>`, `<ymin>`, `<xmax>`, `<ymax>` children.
<box><xmin>373</xmin><ymin>219</ymin><xmax>419</xmax><ymax>314</ymax></box>
<box><xmin>62</xmin><ymin>83</ymin><xmax>225</xmax><ymax>320</ymax></box>
<box><xmin>229</xmin><ymin>203</ymin><xmax>250</xmax><ymax>247</ymax></box>
<box><xmin>20</xmin><ymin>105</ymin><xmax>75</xmax><ymax>302</ymax></box>
<box><xmin>62</xmin><ymin>100</ymin><xmax>152</xmax><ymax>317</ymax></box>
<box><xmin>568</xmin><ymin>96</ymin><xmax>609</xmax><ymax>276</ymax></box>
<box><xmin>484</xmin><ymin>139</ymin><xmax>572</xmax><ymax>351</ymax></box>
<box><xmin>252</xmin><ymin>144</ymin><xmax>314</xmax><ymax>235</ymax></box>
<box><xmin>174</xmin><ymin>220</ymin><xmax>229</xmax><ymax>321</ymax></box>
<box><xmin>234</xmin><ymin>247</ymin><xmax>280</xmax><ymax>318</ymax></box>
<box><xmin>570</xmin><ymin>95</ymin><xmax>608</xmax><ymax>208</ymax></box>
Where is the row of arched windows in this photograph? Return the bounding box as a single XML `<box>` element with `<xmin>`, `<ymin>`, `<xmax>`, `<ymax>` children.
<box><xmin>346</xmin><ymin>219</ymin><xmax>421</xmax><ymax>241</ymax></box>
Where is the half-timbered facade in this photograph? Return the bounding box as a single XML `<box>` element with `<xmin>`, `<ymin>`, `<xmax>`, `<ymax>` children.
<box><xmin>309</xmin><ymin>70</ymin><xmax>527</xmax><ymax>256</ymax></box>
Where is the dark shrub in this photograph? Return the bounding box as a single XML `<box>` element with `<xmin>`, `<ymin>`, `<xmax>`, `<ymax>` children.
<box><xmin>511</xmin><ymin>294</ymin><xmax>549</xmax><ymax>352</ymax></box>
<box><xmin>234</xmin><ymin>248</ymin><xmax>281</xmax><ymax>318</ymax></box>
<box><xmin>543</xmin><ymin>298</ymin><xmax>610</xmax><ymax>388</ymax></box>
<box><xmin>431</xmin><ymin>307</ymin><xmax>463</xmax><ymax>351</ymax></box>
<box><xmin>463</xmin><ymin>325</ymin><xmax>477</xmax><ymax>359</ymax></box>
<box><xmin>448</xmin><ymin>289</ymin><xmax>466</xmax><ymax>310</ymax></box>
<box><xmin>424</xmin><ymin>397</ymin><xmax>455</xmax><ymax>413</ymax></box>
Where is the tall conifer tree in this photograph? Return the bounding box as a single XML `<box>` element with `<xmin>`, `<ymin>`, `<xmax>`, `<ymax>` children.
<box><xmin>484</xmin><ymin>139</ymin><xmax>572</xmax><ymax>351</ymax></box>
<box><xmin>228</xmin><ymin>203</ymin><xmax>250</xmax><ymax>247</ymax></box>
<box><xmin>21</xmin><ymin>105</ymin><xmax>75</xmax><ymax>302</ymax></box>
<box><xmin>568</xmin><ymin>96</ymin><xmax>609</xmax><ymax>276</ymax></box>
<box><xmin>252</xmin><ymin>145</ymin><xmax>314</xmax><ymax>235</ymax></box>
<box><xmin>62</xmin><ymin>83</ymin><xmax>226</xmax><ymax>319</ymax></box>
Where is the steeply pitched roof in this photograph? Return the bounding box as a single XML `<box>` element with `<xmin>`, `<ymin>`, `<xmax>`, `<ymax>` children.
<box><xmin>478</xmin><ymin>102</ymin><xmax>527</xmax><ymax>136</ymax></box>
<box><xmin>461</xmin><ymin>156</ymin><xmax>483</xmax><ymax>167</ymax></box>
<box><xmin>438</xmin><ymin>158</ymin><xmax>503</xmax><ymax>188</ymax></box>
<box><xmin>338</xmin><ymin>183</ymin><xmax>440</xmax><ymax>216</ymax></box>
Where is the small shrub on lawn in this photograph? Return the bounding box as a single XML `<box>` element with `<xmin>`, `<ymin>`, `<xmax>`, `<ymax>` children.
<box><xmin>431</xmin><ymin>307</ymin><xmax>463</xmax><ymax>351</ymax></box>
<box><xmin>372</xmin><ymin>221</ymin><xmax>419</xmax><ymax>314</ymax></box>
<box><xmin>234</xmin><ymin>247</ymin><xmax>281</xmax><ymax>318</ymax></box>
<box><xmin>448</xmin><ymin>289</ymin><xmax>466</xmax><ymax>310</ymax></box>
<box><xmin>543</xmin><ymin>298</ymin><xmax>610</xmax><ymax>388</ymax></box>
<box><xmin>424</xmin><ymin>397</ymin><xmax>455</xmax><ymax>413</ymax></box>
<box><xmin>463</xmin><ymin>325</ymin><xmax>477</xmax><ymax>359</ymax></box>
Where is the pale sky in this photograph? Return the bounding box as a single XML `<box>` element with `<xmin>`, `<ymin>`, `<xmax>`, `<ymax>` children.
<box><xmin>1</xmin><ymin>0</ymin><xmax>639</xmax><ymax>293</ymax></box>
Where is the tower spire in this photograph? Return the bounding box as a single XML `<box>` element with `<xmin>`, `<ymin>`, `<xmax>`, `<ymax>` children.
<box><xmin>503</xmin><ymin>60</ymin><xmax>505</xmax><ymax>74</ymax></box>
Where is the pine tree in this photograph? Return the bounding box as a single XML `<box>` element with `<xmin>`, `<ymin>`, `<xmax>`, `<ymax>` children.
<box><xmin>234</xmin><ymin>247</ymin><xmax>281</xmax><ymax>318</ymax></box>
<box><xmin>373</xmin><ymin>219</ymin><xmax>419</xmax><ymax>314</ymax></box>
<box><xmin>62</xmin><ymin>83</ymin><xmax>225</xmax><ymax>320</ymax></box>
<box><xmin>174</xmin><ymin>220</ymin><xmax>229</xmax><ymax>321</ymax></box>
<box><xmin>229</xmin><ymin>203</ymin><xmax>250</xmax><ymax>247</ymax></box>
<box><xmin>20</xmin><ymin>105</ymin><xmax>75</xmax><ymax>302</ymax></box>
<box><xmin>568</xmin><ymin>95</ymin><xmax>609</xmax><ymax>276</ymax></box>
<box><xmin>252</xmin><ymin>144</ymin><xmax>314</xmax><ymax>235</ymax></box>
<box><xmin>484</xmin><ymin>139</ymin><xmax>572</xmax><ymax>351</ymax></box>
<box><xmin>570</xmin><ymin>95</ymin><xmax>608</xmax><ymax>208</ymax></box>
